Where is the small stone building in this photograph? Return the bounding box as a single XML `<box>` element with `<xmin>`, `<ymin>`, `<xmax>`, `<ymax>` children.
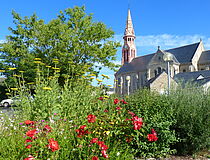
<box><xmin>115</xmin><ymin>9</ymin><xmax>210</xmax><ymax>95</ymax></box>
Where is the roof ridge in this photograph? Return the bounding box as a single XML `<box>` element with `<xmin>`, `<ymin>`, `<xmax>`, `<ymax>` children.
<box><xmin>134</xmin><ymin>53</ymin><xmax>155</xmax><ymax>59</ymax></box>
<box><xmin>165</xmin><ymin>42</ymin><xmax>200</xmax><ymax>51</ymax></box>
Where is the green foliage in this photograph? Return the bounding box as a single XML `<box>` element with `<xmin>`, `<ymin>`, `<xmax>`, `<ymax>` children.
<box><xmin>169</xmin><ymin>86</ymin><xmax>210</xmax><ymax>155</ymax></box>
<box><xmin>126</xmin><ymin>89</ymin><xmax>177</xmax><ymax>158</ymax></box>
<box><xmin>0</xmin><ymin>6</ymin><xmax>120</xmax><ymax>86</ymax></box>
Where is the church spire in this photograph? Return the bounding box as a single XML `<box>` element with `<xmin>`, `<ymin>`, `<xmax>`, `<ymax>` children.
<box><xmin>124</xmin><ymin>9</ymin><xmax>135</xmax><ymax>36</ymax></box>
<box><xmin>122</xmin><ymin>9</ymin><xmax>137</xmax><ymax>65</ymax></box>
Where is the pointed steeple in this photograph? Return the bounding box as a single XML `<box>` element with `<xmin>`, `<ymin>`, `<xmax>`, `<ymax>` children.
<box><xmin>122</xmin><ymin>9</ymin><xmax>137</xmax><ymax>65</ymax></box>
<box><xmin>124</xmin><ymin>9</ymin><xmax>135</xmax><ymax>36</ymax></box>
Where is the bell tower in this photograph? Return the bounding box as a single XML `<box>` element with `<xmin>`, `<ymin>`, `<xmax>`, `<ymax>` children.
<box><xmin>122</xmin><ymin>9</ymin><xmax>137</xmax><ymax>65</ymax></box>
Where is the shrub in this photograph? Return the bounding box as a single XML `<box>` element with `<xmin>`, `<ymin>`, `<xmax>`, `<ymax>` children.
<box><xmin>126</xmin><ymin>89</ymin><xmax>177</xmax><ymax>158</ymax></box>
<box><xmin>169</xmin><ymin>86</ymin><xmax>210</xmax><ymax>155</ymax></box>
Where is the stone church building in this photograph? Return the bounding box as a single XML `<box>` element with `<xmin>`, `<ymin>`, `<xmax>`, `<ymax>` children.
<box><xmin>115</xmin><ymin>9</ymin><xmax>210</xmax><ymax>95</ymax></box>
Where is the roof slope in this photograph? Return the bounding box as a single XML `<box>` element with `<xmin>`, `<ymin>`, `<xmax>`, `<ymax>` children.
<box><xmin>198</xmin><ymin>50</ymin><xmax>210</xmax><ymax>64</ymax></box>
<box><xmin>165</xmin><ymin>42</ymin><xmax>200</xmax><ymax>63</ymax></box>
<box><xmin>174</xmin><ymin>70</ymin><xmax>210</xmax><ymax>83</ymax></box>
<box><xmin>116</xmin><ymin>53</ymin><xmax>154</xmax><ymax>75</ymax></box>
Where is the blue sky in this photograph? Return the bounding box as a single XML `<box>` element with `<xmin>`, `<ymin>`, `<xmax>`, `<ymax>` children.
<box><xmin>1</xmin><ymin>0</ymin><xmax>210</xmax><ymax>86</ymax></box>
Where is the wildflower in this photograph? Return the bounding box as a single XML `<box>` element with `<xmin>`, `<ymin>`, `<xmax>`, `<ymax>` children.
<box><xmin>90</xmin><ymin>138</ymin><xmax>98</xmax><ymax>144</ymax></box>
<box><xmin>52</xmin><ymin>67</ymin><xmax>60</xmax><ymax>70</ymax></box>
<box><xmin>34</xmin><ymin>58</ymin><xmax>41</xmax><ymax>61</ymax></box>
<box><xmin>43</xmin><ymin>125</ymin><xmax>52</xmax><ymax>132</ymax></box>
<box><xmin>101</xmin><ymin>150</ymin><xmax>109</xmax><ymax>158</ymax></box>
<box><xmin>42</xmin><ymin>87</ymin><xmax>52</xmax><ymax>90</ymax></box>
<box><xmin>147</xmin><ymin>134</ymin><xmax>158</xmax><ymax>142</ymax></box>
<box><xmin>48</xmin><ymin>138</ymin><xmax>59</xmax><ymax>152</ymax></box>
<box><xmin>116</xmin><ymin>106</ymin><xmax>122</xmax><ymax>110</ymax></box>
<box><xmin>114</xmin><ymin>98</ymin><xmax>120</xmax><ymax>104</ymax></box>
<box><xmin>87</xmin><ymin>114</ymin><xmax>96</xmax><ymax>123</ymax></box>
<box><xmin>27</xmin><ymin>82</ymin><xmax>35</xmax><ymax>85</ymax></box>
<box><xmin>0</xmin><ymin>70</ymin><xmax>5</xmax><ymax>72</ymax></box>
<box><xmin>19</xmin><ymin>71</ymin><xmax>24</xmax><ymax>73</ymax></box>
<box><xmin>24</xmin><ymin>155</ymin><xmax>35</xmax><ymax>160</ymax></box>
<box><xmin>104</xmin><ymin>95</ymin><xmax>109</xmax><ymax>98</ymax></box>
<box><xmin>128</xmin><ymin>111</ymin><xmax>135</xmax><ymax>117</ymax></box>
<box><xmin>107</xmin><ymin>85</ymin><xmax>112</xmax><ymax>87</ymax></box>
<box><xmin>104</xmin><ymin>109</ymin><xmax>108</xmax><ymax>112</ymax></box>
<box><xmin>24</xmin><ymin>120</ymin><xmax>35</xmax><ymax>125</ymax></box>
<box><xmin>121</xmin><ymin>99</ymin><xmax>128</xmax><ymax>104</ymax></box>
<box><xmin>10</xmin><ymin>88</ymin><xmax>18</xmax><ymax>91</ymax></box>
<box><xmin>25</xmin><ymin>139</ymin><xmax>32</xmax><ymax>143</ymax></box>
<box><xmin>46</xmin><ymin>65</ymin><xmax>51</xmax><ymax>68</ymax></box>
<box><xmin>92</xmin><ymin>156</ymin><xmax>99</xmax><ymax>160</ymax></box>
<box><xmin>76</xmin><ymin>125</ymin><xmax>90</xmax><ymax>138</ymax></box>
<box><xmin>98</xmin><ymin>97</ymin><xmax>104</xmax><ymax>101</ymax></box>
<box><xmin>26</xmin><ymin>145</ymin><xmax>32</xmax><ymax>149</ymax></box>
<box><xmin>104</xmin><ymin>131</ymin><xmax>110</xmax><ymax>135</ymax></box>
<box><xmin>34</xmin><ymin>61</ymin><xmax>41</xmax><ymax>64</ymax></box>
<box><xmin>26</xmin><ymin>129</ymin><xmax>37</xmax><ymax>139</ymax></box>
<box><xmin>96</xmin><ymin>78</ymin><xmax>102</xmax><ymax>82</ymax></box>
<box><xmin>8</xmin><ymin>68</ymin><xmax>16</xmax><ymax>70</ymax></box>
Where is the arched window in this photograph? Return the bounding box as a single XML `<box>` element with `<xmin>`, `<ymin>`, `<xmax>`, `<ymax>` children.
<box><xmin>183</xmin><ymin>69</ymin><xmax>186</xmax><ymax>72</ymax></box>
<box><xmin>154</xmin><ymin>70</ymin><xmax>157</xmax><ymax>76</ymax></box>
<box><xmin>157</xmin><ymin>67</ymin><xmax>162</xmax><ymax>74</ymax></box>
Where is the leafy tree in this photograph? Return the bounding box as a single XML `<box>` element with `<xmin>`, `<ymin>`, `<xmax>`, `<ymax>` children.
<box><xmin>0</xmin><ymin>6</ymin><xmax>120</xmax><ymax>86</ymax></box>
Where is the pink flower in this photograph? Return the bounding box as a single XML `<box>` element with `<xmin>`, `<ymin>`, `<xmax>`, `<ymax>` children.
<box><xmin>133</xmin><ymin>121</ymin><xmax>143</xmax><ymax>130</ymax></box>
<box><xmin>151</xmin><ymin>128</ymin><xmax>157</xmax><ymax>136</ymax></box>
<box><xmin>128</xmin><ymin>111</ymin><xmax>135</xmax><ymax>117</ymax></box>
<box><xmin>121</xmin><ymin>99</ymin><xmax>128</xmax><ymax>104</ymax></box>
<box><xmin>87</xmin><ymin>114</ymin><xmax>96</xmax><ymax>123</ymax></box>
<box><xmin>26</xmin><ymin>145</ymin><xmax>32</xmax><ymax>149</ymax></box>
<box><xmin>104</xmin><ymin>109</ymin><xmax>109</xmax><ymax>112</ymax></box>
<box><xmin>116</xmin><ymin>106</ymin><xmax>122</xmax><ymax>110</ymax></box>
<box><xmin>24</xmin><ymin>155</ymin><xmax>34</xmax><ymax>160</ymax></box>
<box><xmin>101</xmin><ymin>150</ymin><xmax>109</xmax><ymax>158</ymax></box>
<box><xmin>90</xmin><ymin>138</ymin><xmax>98</xmax><ymax>144</ymax></box>
<box><xmin>98</xmin><ymin>97</ymin><xmax>104</xmax><ymax>101</ymax></box>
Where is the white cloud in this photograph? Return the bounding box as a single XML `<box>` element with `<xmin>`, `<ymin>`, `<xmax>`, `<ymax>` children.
<box><xmin>114</xmin><ymin>34</ymin><xmax>210</xmax><ymax>50</ymax></box>
<box><xmin>0</xmin><ymin>40</ymin><xmax>6</xmax><ymax>44</ymax></box>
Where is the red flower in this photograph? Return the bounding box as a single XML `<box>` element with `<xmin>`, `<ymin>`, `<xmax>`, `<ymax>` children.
<box><xmin>116</xmin><ymin>106</ymin><xmax>122</xmax><ymax>110</ymax></box>
<box><xmin>121</xmin><ymin>99</ymin><xmax>128</xmax><ymax>104</ymax></box>
<box><xmin>25</xmin><ymin>139</ymin><xmax>32</xmax><ymax>143</ymax></box>
<box><xmin>98</xmin><ymin>97</ymin><xmax>104</xmax><ymax>101</ymax></box>
<box><xmin>90</xmin><ymin>138</ymin><xmax>98</xmax><ymax>144</ymax></box>
<box><xmin>24</xmin><ymin>120</ymin><xmax>35</xmax><ymax>125</ymax></box>
<box><xmin>114</xmin><ymin>98</ymin><xmax>120</xmax><ymax>104</ymax></box>
<box><xmin>133</xmin><ymin>121</ymin><xmax>143</xmax><ymax>130</ymax></box>
<box><xmin>26</xmin><ymin>145</ymin><xmax>32</xmax><ymax>149</ymax></box>
<box><xmin>87</xmin><ymin>114</ymin><xmax>96</xmax><ymax>123</ymax></box>
<box><xmin>24</xmin><ymin>155</ymin><xmax>34</xmax><ymax>160</ymax></box>
<box><xmin>48</xmin><ymin>138</ymin><xmax>59</xmax><ymax>152</ymax></box>
<box><xmin>104</xmin><ymin>109</ymin><xmax>109</xmax><ymax>112</ymax></box>
<box><xmin>151</xmin><ymin>128</ymin><xmax>157</xmax><ymax>136</ymax></box>
<box><xmin>76</xmin><ymin>125</ymin><xmax>90</xmax><ymax>138</ymax></box>
<box><xmin>97</xmin><ymin>141</ymin><xmax>105</xmax><ymax>147</ymax></box>
<box><xmin>26</xmin><ymin>129</ymin><xmax>37</xmax><ymax>138</ymax></box>
<box><xmin>147</xmin><ymin>134</ymin><xmax>158</xmax><ymax>142</ymax></box>
<box><xmin>100</xmin><ymin>144</ymin><xmax>108</xmax><ymax>150</ymax></box>
<box><xmin>101</xmin><ymin>150</ymin><xmax>109</xmax><ymax>158</ymax></box>
<box><xmin>128</xmin><ymin>111</ymin><xmax>135</xmax><ymax>117</ymax></box>
<box><xmin>92</xmin><ymin>156</ymin><xmax>99</xmax><ymax>160</ymax></box>
<box><xmin>43</xmin><ymin>125</ymin><xmax>52</xmax><ymax>132</ymax></box>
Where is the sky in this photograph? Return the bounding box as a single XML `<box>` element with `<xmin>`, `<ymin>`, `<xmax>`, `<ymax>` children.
<box><xmin>1</xmin><ymin>0</ymin><xmax>210</xmax><ymax>86</ymax></box>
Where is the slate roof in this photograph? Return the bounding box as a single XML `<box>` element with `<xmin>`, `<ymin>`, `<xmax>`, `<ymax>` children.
<box><xmin>198</xmin><ymin>50</ymin><xmax>210</xmax><ymax>64</ymax></box>
<box><xmin>165</xmin><ymin>42</ymin><xmax>200</xmax><ymax>63</ymax></box>
<box><xmin>116</xmin><ymin>53</ymin><xmax>154</xmax><ymax>75</ymax></box>
<box><xmin>174</xmin><ymin>70</ymin><xmax>210</xmax><ymax>83</ymax></box>
<box><xmin>116</xmin><ymin>42</ymin><xmax>200</xmax><ymax>76</ymax></box>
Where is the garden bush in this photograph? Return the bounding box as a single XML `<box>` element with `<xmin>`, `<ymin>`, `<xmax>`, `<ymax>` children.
<box><xmin>169</xmin><ymin>86</ymin><xmax>210</xmax><ymax>155</ymax></box>
<box><xmin>126</xmin><ymin>89</ymin><xmax>177</xmax><ymax>158</ymax></box>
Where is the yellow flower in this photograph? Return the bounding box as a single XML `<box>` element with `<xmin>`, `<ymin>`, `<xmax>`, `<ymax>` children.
<box><xmin>102</xmin><ymin>74</ymin><xmax>110</xmax><ymax>79</ymax></box>
<box><xmin>52</xmin><ymin>67</ymin><xmax>60</xmax><ymax>70</ymax></box>
<box><xmin>34</xmin><ymin>58</ymin><xmax>41</xmax><ymax>61</ymax></box>
<box><xmin>118</xmin><ymin>85</ymin><xmax>121</xmax><ymax>87</ymax></box>
<box><xmin>13</xmin><ymin>74</ymin><xmax>18</xmax><ymax>77</ymax></box>
<box><xmin>27</xmin><ymin>82</ymin><xmax>35</xmax><ymax>85</ymax></box>
<box><xmin>53</xmin><ymin>58</ymin><xmax>59</xmax><ymax>61</ymax></box>
<box><xmin>96</xmin><ymin>79</ymin><xmax>103</xmax><ymax>82</ymax></box>
<box><xmin>89</xmin><ymin>77</ymin><xmax>94</xmax><ymax>80</ymax></box>
<box><xmin>107</xmin><ymin>85</ymin><xmax>112</xmax><ymax>87</ymax></box>
<box><xmin>88</xmin><ymin>74</ymin><xmax>96</xmax><ymax>77</ymax></box>
<box><xmin>6</xmin><ymin>93</ymin><xmax>10</xmax><ymax>95</ymax></box>
<box><xmin>19</xmin><ymin>71</ymin><xmax>24</xmax><ymax>73</ymax></box>
<box><xmin>104</xmin><ymin>131</ymin><xmax>110</xmax><ymax>135</ymax></box>
<box><xmin>8</xmin><ymin>68</ymin><xmax>16</xmax><ymax>70</ymax></box>
<box><xmin>46</xmin><ymin>66</ymin><xmax>51</xmax><ymax>68</ymax></box>
<box><xmin>42</xmin><ymin>87</ymin><xmax>52</xmax><ymax>90</ymax></box>
<box><xmin>0</xmin><ymin>70</ymin><xmax>5</xmax><ymax>72</ymax></box>
<box><xmin>109</xmin><ymin>121</ymin><xmax>114</xmax><ymax>125</ymax></box>
<box><xmin>10</xmin><ymin>88</ymin><xmax>18</xmax><ymax>91</ymax></box>
<box><xmin>104</xmin><ymin>95</ymin><xmax>109</xmax><ymax>98</ymax></box>
<box><xmin>114</xmin><ymin>79</ymin><xmax>118</xmax><ymax>82</ymax></box>
<box><xmin>34</xmin><ymin>61</ymin><xmax>41</xmax><ymax>64</ymax></box>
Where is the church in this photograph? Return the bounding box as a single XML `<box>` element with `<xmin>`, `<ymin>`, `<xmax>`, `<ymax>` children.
<box><xmin>115</xmin><ymin>9</ymin><xmax>210</xmax><ymax>95</ymax></box>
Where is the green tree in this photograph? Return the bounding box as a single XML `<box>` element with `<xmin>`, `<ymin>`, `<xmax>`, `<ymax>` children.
<box><xmin>0</xmin><ymin>6</ymin><xmax>120</xmax><ymax>85</ymax></box>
